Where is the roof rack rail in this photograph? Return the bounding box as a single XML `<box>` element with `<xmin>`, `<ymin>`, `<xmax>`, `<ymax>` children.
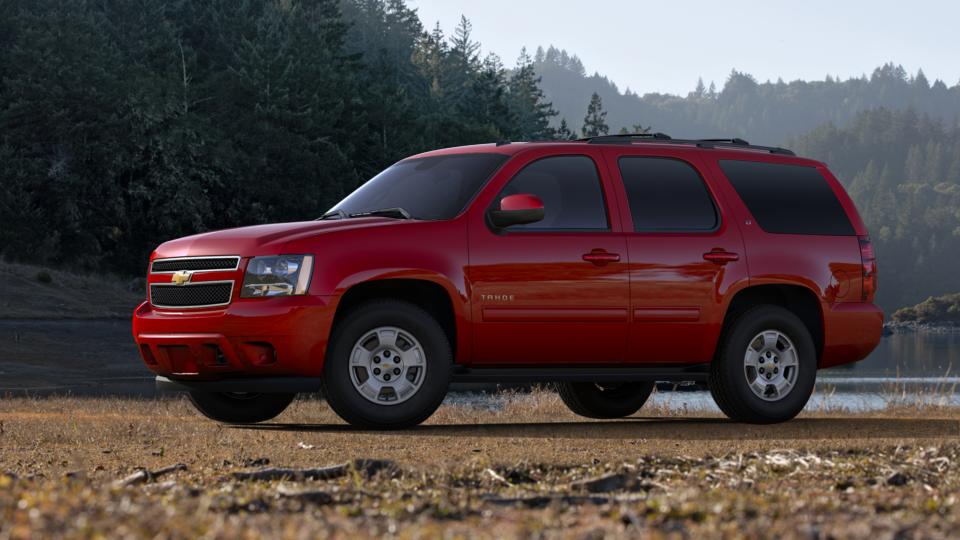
<box><xmin>581</xmin><ymin>132</ymin><xmax>672</xmax><ymax>143</ymax></box>
<box><xmin>581</xmin><ymin>133</ymin><xmax>795</xmax><ymax>156</ymax></box>
<box><xmin>698</xmin><ymin>138</ymin><xmax>750</xmax><ymax>145</ymax></box>
<box><xmin>695</xmin><ymin>139</ymin><xmax>795</xmax><ymax>156</ymax></box>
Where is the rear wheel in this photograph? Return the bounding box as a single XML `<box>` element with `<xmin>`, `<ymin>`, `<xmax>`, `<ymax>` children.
<box><xmin>557</xmin><ymin>381</ymin><xmax>655</xmax><ymax>419</ymax></box>
<box><xmin>322</xmin><ymin>300</ymin><xmax>451</xmax><ymax>429</ymax></box>
<box><xmin>187</xmin><ymin>391</ymin><xmax>294</xmax><ymax>424</ymax></box>
<box><xmin>708</xmin><ymin>305</ymin><xmax>817</xmax><ymax>424</ymax></box>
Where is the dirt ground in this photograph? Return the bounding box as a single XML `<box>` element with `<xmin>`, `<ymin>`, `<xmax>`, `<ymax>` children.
<box><xmin>1</xmin><ymin>394</ymin><xmax>958</xmax><ymax>539</ymax></box>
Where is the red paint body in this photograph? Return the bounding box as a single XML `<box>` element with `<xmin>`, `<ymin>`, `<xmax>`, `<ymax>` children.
<box><xmin>133</xmin><ymin>142</ymin><xmax>883</xmax><ymax>380</ymax></box>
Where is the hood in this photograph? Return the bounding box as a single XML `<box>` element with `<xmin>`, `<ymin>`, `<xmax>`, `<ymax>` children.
<box><xmin>152</xmin><ymin>218</ymin><xmax>401</xmax><ymax>259</ymax></box>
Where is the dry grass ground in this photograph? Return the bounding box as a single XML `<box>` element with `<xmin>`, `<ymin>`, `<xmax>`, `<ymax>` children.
<box><xmin>1</xmin><ymin>391</ymin><xmax>959</xmax><ymax>539</ymax></box>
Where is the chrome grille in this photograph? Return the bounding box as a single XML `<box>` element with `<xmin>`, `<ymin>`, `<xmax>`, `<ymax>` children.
<box><xmin>151</xmin><ymin>256</ymin><xmax>240</xmax><ymax>273</ymax></box>
<box><xmin>150</xmin><ymin>282</ymin><xmax>234</xmax><ymax>308</ymax></box>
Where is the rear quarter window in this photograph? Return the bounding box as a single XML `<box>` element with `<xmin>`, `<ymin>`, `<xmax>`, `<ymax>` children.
<box><xmin>719</xmin><ymin>160</ymin><xmax>855</xmax><ymax>236</ymax></box>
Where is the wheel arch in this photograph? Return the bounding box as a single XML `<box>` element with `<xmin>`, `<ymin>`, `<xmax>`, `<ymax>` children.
<box><xmin>720</xmin><ymin>283</ymin><xmax>824</xmax><ymax>363</ymax></box>
<box><xmin>329</xmin><ymin>276</ymin><xmax>463</xmax><ymax>363</ymax></box>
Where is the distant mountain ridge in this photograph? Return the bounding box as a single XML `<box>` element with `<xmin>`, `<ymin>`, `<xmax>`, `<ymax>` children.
<box><xmin>533</xmin><ymin>45</ymin><xmax>960</xmax><ymax>145</ymax></box>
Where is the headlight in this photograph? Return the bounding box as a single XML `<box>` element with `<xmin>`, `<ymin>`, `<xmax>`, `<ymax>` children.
<box><xmin>241</xmin><ymin>255</ymin><xmax>314</xmax><ymax>298</ymax></box>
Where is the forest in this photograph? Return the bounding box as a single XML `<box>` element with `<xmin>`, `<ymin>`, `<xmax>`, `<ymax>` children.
<box><xmin>1</xmin><ymin>0</ymin><xmax>958</xmax><ymax>312</ymax></box>
<box><xmin>534</xmin><ymin>45</ymin><xmax>960</xmax><ymax>144</ymax></box>
<box><xmin>793</xmin><ymin>108</ymin><xmax>960</xmax><ymax>310</ymax></box>
<box><xmin>0</xmin><ymin>0</ymin><xmax>556</xmax><ymax>275</ymax></box>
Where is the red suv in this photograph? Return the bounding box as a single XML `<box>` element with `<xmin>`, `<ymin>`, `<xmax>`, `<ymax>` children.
<box><xmin>133</xmin><ymin>134</ymin><xmax>882</xmax><ymax>428</ymax></box>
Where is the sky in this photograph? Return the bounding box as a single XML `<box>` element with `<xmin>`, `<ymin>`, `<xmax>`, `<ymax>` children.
<box><xmin>408</xmin><ymin>0</ymin><xmax>960</xmax><ymax>96</ymax></box>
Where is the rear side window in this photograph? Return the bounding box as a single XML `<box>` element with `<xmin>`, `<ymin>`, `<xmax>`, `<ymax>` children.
<box><xmin>498</xmin><ymin>155</ymin><xmax>608</xmax><ymax>230</ymax></box>
<box><xmin>719</xmin><ymin>160</ymin><xmax>855</xmax><ymax>236</ymax></box>
<box><xmin>619</xmin><ymin>157</ymin><xmax>718</xmax><ymax>231</ymax></box>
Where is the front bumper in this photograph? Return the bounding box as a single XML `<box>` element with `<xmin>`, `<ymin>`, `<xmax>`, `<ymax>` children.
<box><xmin>133</xmin><ymin>295</ymin><xmax>335</xmax><ymax>380</ymax></box>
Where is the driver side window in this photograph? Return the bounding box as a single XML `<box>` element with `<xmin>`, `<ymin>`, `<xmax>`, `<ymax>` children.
<box><xmin>498</xmin><ymin>155</ymin><xmax>608</xmax><ymax>230</ymax></box>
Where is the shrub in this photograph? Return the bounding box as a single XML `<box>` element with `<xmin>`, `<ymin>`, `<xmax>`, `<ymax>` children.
<box><xmin>892</xmin><ymin>293</ymin><xmax>960</xmax><ymax>324</ymax></box>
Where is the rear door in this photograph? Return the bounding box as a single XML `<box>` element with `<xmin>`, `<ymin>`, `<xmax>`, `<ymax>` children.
<box><xmin>467</xmin><ymin>150</ymin><xmax>629</xmax><ymax>365</ymax></box>
<box><xmin>604</xmin><ymin>148</ymin><xmax>748</xmax><ymax>363</ymax></box>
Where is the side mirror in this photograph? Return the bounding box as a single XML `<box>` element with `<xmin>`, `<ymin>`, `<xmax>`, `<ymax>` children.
<box><xmin>488</xmin><ymin>194</ymin><xmax>545</xmax><ymax>228</ymax></box>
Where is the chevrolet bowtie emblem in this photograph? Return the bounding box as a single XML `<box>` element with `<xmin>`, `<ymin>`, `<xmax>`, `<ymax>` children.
<box><xmin>171</xmin><ymin>270</ymin><xmax>193</xmax><ymax>286</ymax></box>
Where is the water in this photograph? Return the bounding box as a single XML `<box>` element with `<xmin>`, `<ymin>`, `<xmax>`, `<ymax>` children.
<box><xmin>823</xmin><ymin>331</ymin><xmax>960</xmax><ymax>379</ymax></box>
<box><xmin>811</xmin><ymin>331</ymin><xmax>960</xmax><ymax>409</ymax></box>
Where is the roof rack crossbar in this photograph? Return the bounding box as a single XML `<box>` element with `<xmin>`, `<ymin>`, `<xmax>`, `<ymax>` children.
<box><xmin>580</xmin><ymin>132</ymin><xmax>794</xmax><ymax>156</ymax></box>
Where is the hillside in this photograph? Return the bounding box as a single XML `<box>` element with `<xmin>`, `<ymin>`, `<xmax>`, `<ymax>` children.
<box><xmin>793</xmin><ymin>108</ymin><xmax>960</xmax><ymax>311</ymax></box>
<box><xmin>533</xmin><ymin>46</ymin><xmax>960</xmax><ymax>145</ymax></box>
<box><xmin>0</xmin><ymin>261</ymin><xmax>143</xmax><ymax>319</ymax></box>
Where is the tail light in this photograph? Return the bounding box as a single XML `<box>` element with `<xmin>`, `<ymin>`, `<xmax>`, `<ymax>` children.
<box><xmin>859</xmin><ymin>236</ymin><xmax>877</xmax><ymax>302</ymax></box>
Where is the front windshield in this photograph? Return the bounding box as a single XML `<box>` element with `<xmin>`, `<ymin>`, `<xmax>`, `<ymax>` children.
<box><xmin>329</xmin><ymin>153</ymin><xmax>508</xmax><ymax>220</ymax></box>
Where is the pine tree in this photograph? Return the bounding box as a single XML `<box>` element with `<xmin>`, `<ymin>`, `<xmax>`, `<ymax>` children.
<box><xmin>461</xmin><ymin>52</ymin><xmax>513</xmax><ymax>141</ymax></box>
<box><xmin>447</xmin><ymin>15</ymin><xmax>480</xmax><ymax>90</ymax></box>
<box><xmin>581</xmin><ymin>92</ymin><xmax>608</xmax><ymax>137</ymax></box>
<box><xmin>556</xmin><ymin>118</ymin><xmax>575</xmax><ymax>140</ymax></box>
<box><xmin>506</xmin><ymin>48</ymin><xmax>557</xmax><ymax>140</ymax></box>
<box><xmin>693</xmin><ymin>77</ymin><xmax>706</xmax><ymax>98</ymax></box>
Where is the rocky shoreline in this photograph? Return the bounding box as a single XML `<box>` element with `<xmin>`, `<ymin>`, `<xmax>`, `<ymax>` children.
<box><xmin>883</xmin><ymin>320</ymin><xmax>960</xmax><ymax>335</ymax></box>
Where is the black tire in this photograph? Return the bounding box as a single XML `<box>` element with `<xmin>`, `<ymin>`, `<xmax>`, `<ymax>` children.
<box><xmin>187</xmin><ymin>391</ymin><xmax>294</xmax><ymax>424</ymax></box>
<box><xmin>322</xmin><ymin>299</ymin><xmax>451</xmax><ymax>429</ymax></box>
<box><xmin>708</xmin><ymin>305</ymin><xmax>817</xmax><ymax>424</ymax></box>
<box><xmin>557</xmin><ymin>381</ymin><xmax>655</xmax><ymax>419</ymax></box>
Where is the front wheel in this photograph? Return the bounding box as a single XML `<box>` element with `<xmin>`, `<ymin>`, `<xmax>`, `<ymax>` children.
<box><xmin>322</xmin><ymin>300</ymin><xmax>451</xmax><ymax>429</ymax></box>
<box><xmin>708</xmin><ymin>305</ymin><xmax>817</xmax><ymax>424</ymax></box>
<box><xmin>187</xmin><ymin>391</ymin><xmax>294</xmax><ymax>424</ymax></box>
<box><xmin>557</xmin><ymin>381</ymin><xmax>655</xmax><ymax>419</ymax></box>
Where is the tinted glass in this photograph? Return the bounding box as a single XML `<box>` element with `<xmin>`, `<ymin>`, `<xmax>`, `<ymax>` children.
<box><xmin>619</xmin><ymin>157</ymin><xmax>718</xmax><ymax>231</ymax></box>
<box><xmin>498</xmin><ymin>156</ymin><xmax>608</xmax><ymax>230</ymax></box>
<box><xmin>720</xmin><ymin>160</ymin><xmax>854</xmax><ymax>236</ymax></box>
<box><xmin>331</xmin><ymin>153</ymin><xmax>508</xmax><ymax>220</ymax></box>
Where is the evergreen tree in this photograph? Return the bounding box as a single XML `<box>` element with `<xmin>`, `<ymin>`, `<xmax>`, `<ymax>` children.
<box><xmin>692</xmin><ymin>77</ymin><xmax>706</xmax><ymax>98</ymax></box>
<box><xmin>581</xmin><ymin>92</ymin><xmax>608</xmax><ymax>137</ymax></box>
<box><xmin>555</xmin><ymin>118</ymin><xmax>575</xmax><ymax>140</ymax></box>
<box><xmin>506</xmin><ymin>48</ymin><xmax>557</xmax><ymax>140</ymax></box>
<box><xmin>445</xmin><ymin>16</ymin><xmax>480</xmax><ymax>97</ymax></box>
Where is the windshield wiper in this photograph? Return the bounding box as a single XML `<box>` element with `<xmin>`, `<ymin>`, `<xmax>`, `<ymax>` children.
<box><xmin>349</xmin><ymin>207</ymin><xmax>412</xmax><ymax>220</ymax></box>
<box><xmin>318</xmin><ymin>209</ymin><xmax>347</xmax><ymax>220</ymax></box>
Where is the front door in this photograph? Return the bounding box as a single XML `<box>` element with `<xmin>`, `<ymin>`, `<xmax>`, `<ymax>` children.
<box><xmin>467</xmin><ymin>152</ymin><xmax>629</xmax><ymax>364</ymax></box>
<box><xmin>604</xmin><ymin>149</ymin><xmax>748</xmax><ymax>364</ymax></box>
